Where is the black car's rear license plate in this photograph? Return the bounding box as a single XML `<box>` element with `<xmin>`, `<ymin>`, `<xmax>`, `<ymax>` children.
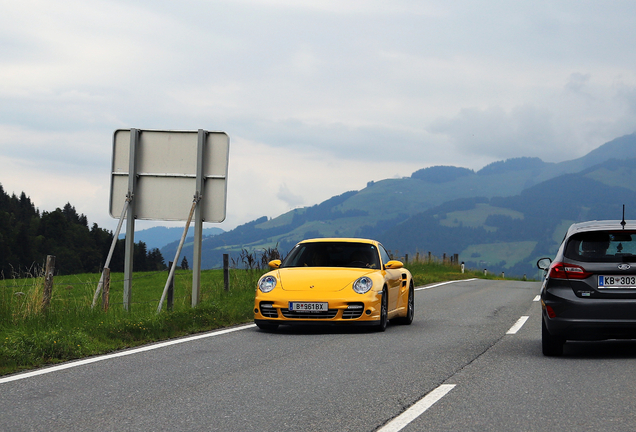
<box><xmin>598</xmin><ymin>275</ymin><xmax>636</xmax><ymax>288</ymax></box>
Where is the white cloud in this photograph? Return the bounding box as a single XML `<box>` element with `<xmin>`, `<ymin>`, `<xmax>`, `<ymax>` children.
<box><xmin>219</xmin><ymin>136</ymin><xmax>424</xmax><ymax>229</ymax></box>
<box><xmin>277</xmin><ymin>184</ymin><xmax>305</xmax><ymax>208</ymax></box>
<box><xmin>1</xmin><ymin>0</ymin><xmax>636</xmax><ymax>231</ymax></box>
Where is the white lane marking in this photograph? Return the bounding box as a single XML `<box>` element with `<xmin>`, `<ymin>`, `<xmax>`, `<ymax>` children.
<box><xmin>533</xmin><ymin>295</ymin><xmax>540</xmax><ymax>302</ymax></box>
<box><xmin>506</xmin><ymin>316</ymin><xmax>529</xmax><ymax>334</ymax></box>
<box><xmin>378</xmin><ymin>384</ymin><xmax>456</xmax><ymax>432</ymax></box>
<box><xmin>0</xmin><ymin>323</ymin><xmax>257</xmax><ymax>384</ymax></box>
<box><xmin>415</xmin><ymin>278</ymin><xmax>477</xmax><ymax>291</ymax></box>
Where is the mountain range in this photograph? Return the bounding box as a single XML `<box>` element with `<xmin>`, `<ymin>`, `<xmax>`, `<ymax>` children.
<box><xmin>160</xmin><ymin>133</ymin><xmax>636</xmax><ymax>277</ymax></box>
<box><xmin>121</xmin><ymin>226</ymin><xmax>224</xmax><ymax>251</ymax></box>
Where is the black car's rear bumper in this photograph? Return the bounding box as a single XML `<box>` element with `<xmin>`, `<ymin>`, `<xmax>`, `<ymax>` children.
<box><xmin>543</xmin><ymin>315</ymin><xmax>636</xmax><ymax>340</ymax></box>
<box><xmin>542</xmin><ymin>286</ymin><xmax>636</xmax><ymax>340</ymax></box>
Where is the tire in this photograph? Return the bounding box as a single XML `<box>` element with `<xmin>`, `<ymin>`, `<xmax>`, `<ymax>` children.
<box><xmin>393</xmin><ymin>282</ymin><xmax>414</xmax><ymax>325</ymax></box>
<box><xmin>542</xmin><ymin>318</ymin><xmax>564</xmax><ymax>356</ymax></box>
<box><xmin>255</xmin><ymin>321</ymin><xmax>279</xmax><ymax>331</ymax></box>
<box><xmin>375</xmin><ymin>289</ymin><xmax>388</xmax><ymax>332</ymax></box>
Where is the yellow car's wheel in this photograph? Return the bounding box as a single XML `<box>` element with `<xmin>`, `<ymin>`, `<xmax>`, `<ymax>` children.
<box><xmin>375</xmin><ymin>289</ymin><xmax>388</xmax><ymax>332</ymax></box>
<box><xmin>393</xmin><ymin>282</ymin><xmax>414</xmax><ymax>325</ymax></box>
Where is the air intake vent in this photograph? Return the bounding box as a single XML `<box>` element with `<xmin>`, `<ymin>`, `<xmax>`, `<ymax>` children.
<box><xmin>259</xmin><ymin>302</ymin><xmax>278</xmax><ymax>318</ymax></box>
<box><xmin>342</xmin><ymin>303</ymin><xmax>364</xmax><ymax>319</ymax></box>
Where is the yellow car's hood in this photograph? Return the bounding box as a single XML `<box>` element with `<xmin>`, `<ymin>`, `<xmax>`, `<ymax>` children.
<box><xmin>278</xmin><ymin>267</ymin><xmax>375</xmax><ymax>292</ymax></box>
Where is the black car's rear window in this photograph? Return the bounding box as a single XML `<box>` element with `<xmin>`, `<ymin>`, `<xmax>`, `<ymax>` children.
<box><xmin>564</xmin><ymin>230</ymin><xmax>636</xmax><ymax>262</ymax></box>
<box><xmin>282</xmin><ymin>242</ymin><xmax>381</xmax><ymax>269</ymax></box>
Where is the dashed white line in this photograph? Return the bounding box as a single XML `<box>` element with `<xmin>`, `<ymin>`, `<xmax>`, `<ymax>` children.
<box><xmin>378</xmin><ymin>384</ymin><xmax>456</xmax><ymax>432</ymax></box>
<box><xmin>415</xmin><ymin>278</ymin><xmax>477</xmax><ymax>291</ymax></box>
<box><xmin>0</xmin><ymin>323</ymin><xmax>256</xmax><ymax>384</ymax></box>
<box><xmin>533</xmin><ymin>295</ymin><xmax>540</xmax><ymax>302</ymax></box>
<box><xmin>506</xmin><ymin>316</ymin><xmax>529</xmax><ymax>334</ymax></box>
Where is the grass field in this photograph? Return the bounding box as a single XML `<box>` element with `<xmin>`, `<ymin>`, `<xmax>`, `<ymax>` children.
<box><xmin>0</xmin><ymin>260</ymin><xmax>516</xmax><ymax>377</ymax></box>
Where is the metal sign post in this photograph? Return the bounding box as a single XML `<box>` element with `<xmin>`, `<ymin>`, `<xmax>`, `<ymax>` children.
<box><xmin>109</xmin><ymin>129</ymin><xmax>229</xmax><ymax>312</ymax></box>
<box><xmin>124</xmin><ymin>129</ymin><xmax>139</xmax><ymax>311</ymax></box>
<box><xmin>192</xmin><ymin>129</ymin><xmax>206</xmax><ymax>306</ymax></box>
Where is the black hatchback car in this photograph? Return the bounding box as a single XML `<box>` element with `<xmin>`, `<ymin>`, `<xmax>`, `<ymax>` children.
<box><xmin>538</xmin><ymin>220</ymin><xmax>636</xmax><ymax>356</ymax></box>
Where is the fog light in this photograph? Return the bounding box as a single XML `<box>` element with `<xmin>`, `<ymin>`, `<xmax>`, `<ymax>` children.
<box><xmin>365</xmin><ymin>310</ymin><xmax>371</xmax><ymax>315</ymax></box>
<box><xmin>254</xmin><ymin>308</ymin><xmax>259</xmax><ymax>313</ymax></box>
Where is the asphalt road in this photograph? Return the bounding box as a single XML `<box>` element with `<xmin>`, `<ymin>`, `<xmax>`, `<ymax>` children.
<box><xmin>2</xmin><ymin>279</ymin><xmax>635</xmax><ymax>431</ymax></box>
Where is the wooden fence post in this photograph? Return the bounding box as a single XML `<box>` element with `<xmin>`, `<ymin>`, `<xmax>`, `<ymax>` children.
<box><xmin>167</xmin><ymin>261</ymin><xmax>174</xmax><ymax>311</ymax></box>
<box><xmin>223</xmin><ymin>254</ymin><xmax>230</xmax><ymax>292</ymax></box>
<box><xmin>42</xmin><ymin>255</ymin><xmax>55</xmax><ymax>311</ymax></box>
<box><xmin>102</xmin><ymin>268</ymin><xmax>110</xmax><ymax>312</ymax></box>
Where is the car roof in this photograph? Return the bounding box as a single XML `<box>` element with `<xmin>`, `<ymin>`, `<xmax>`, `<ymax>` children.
<box><xmin>566</xmin><ymin>220</ymin><xmax>636</xmax><ymax>236</ymax></box>
<box><xmin>298</xmin><ymin>238</ymin><xmax>379</xmax><ymax>245</ymax></box>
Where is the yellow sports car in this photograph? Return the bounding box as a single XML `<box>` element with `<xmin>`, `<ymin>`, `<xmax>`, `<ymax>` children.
<box><xmin>254</xmin><ymin>238</ymin><xmax>414</xmax><ymax>331</ymax></box>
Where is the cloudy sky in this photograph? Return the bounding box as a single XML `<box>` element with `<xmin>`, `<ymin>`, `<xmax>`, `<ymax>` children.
<box><xmin>2</xmin><ymin>0</ymin><xmax>636</xmax><ymax>232</ymax></box>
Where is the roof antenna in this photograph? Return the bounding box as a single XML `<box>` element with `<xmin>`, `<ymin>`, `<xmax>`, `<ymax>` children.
<box><xmin>621</xmin><ymin>204</ymin><xmax>626</xmax><ymax>229</ymax></box>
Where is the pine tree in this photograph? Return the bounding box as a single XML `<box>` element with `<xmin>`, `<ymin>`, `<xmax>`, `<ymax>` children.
<box><xmin>0</xmin><ymin>182</ymin><xmax>169</xmax><ymax>275</ymax></box>
<box><xmin>180</xmin><ymin>256</ymin><xmax>189</xmax><ymax>270</ymax></box>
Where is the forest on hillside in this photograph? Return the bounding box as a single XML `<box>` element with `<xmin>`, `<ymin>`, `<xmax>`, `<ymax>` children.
<box><xmin>0</xmin><ymin>184</ymin><xmax>166</xmax><ymax>276</ymax></box>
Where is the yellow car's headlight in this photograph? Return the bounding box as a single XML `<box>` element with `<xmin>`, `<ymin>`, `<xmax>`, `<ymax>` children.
<box><xmin>258</xmin><ymin>275</ymin><xmax>277</xmax><ymax>293</ymax></box>
<box><xmin>352</xmin><ymin>276</ymin><xmax>373</xmax><ymax>294</ymax></box>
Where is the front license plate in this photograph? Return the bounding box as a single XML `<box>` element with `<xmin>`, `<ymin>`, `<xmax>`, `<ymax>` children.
<box><xmin>598</xmin><ymin>275</ymin><xmax>636</xmax><ymax>288</ymax></box>
<box><xmin>289</xmin><ymin>302</ymin><xmax>328</xmax><ymax>312</ymax></box>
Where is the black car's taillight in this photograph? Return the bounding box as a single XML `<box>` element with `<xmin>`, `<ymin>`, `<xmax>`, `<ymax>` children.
<box><xmin>548</xmin><ymin>261</ymin><xmax>592</xmax><ymax>279</ymax></box>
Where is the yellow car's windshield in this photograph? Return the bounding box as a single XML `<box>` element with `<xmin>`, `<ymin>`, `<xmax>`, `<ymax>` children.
<box><xmin>282</xmin><ymin>242</ymin><xmax>380</xmax><ymax>269</ymax></box>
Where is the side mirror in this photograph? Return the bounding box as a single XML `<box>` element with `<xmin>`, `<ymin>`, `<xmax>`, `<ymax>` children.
<box><xmin>536</xmin><ymin>258</ymin><xmax>552</xmax><ymax>270</ymax></box>
<box><xmin>268</xmin><ymin>259</ymin><xmax>282</xmax><ymax>269</ymax></box>
<box><xmin>385</xmin><ymin>260</ymin><xmax>404</xmax><ymax>269</ymax></box>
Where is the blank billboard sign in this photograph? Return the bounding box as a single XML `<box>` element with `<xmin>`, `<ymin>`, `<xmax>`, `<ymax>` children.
<box><xmin>110</xmin><ymin>129</ymin><xmax>229</xmax><ymax>222</ymax></box>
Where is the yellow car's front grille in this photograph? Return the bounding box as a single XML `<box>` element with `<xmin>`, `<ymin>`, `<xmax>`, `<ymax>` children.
<box><xmin>280</xmin><ymin>309</ymin><xmax>338</xmax><ymax>319</ymax></box>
